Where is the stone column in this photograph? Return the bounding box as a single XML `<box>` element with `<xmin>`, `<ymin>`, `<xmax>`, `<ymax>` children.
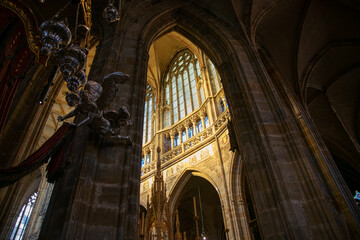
<box><xmin>170</xmin><ymin>133</ymin><xmax>175</xmax><ymax>149</ymax></box>
<box><xmin>200</xmin><ymin>65</ymin><xmax>211</xmax><ymax>98</ymax></box>
<box><xmin>200</xmin><ymin>113</ymin><xmax>206</xmax><ymax>130</ymax></box>
<box><xmin>198</xmin><ymin>54</ymin><xmax>212</xmax><ymax>98</ymax></box>
<box><xmin>178</xmin><ymin>126</ymin><xmax>185</xmax><ymax>152</ymax></box>
<box><xmin>191</xmin><ymin>118</ymin><xmax>197</xmax><ymax>135</ymax></box>
<box><xmin>150</xmin><ymin>147</ymin><xmax>154</xmax><ymax>164</ymax></box>
<box><xmin>39</xmin><ymin>18</ymin><xmax>147</xmax><ymax>240</ymax></box>
<box><xmin>219</xmin><ymin>46</ymin><xmax>360</xmax><ymax>239</ymax></box>
<box><xmin>185</xmin><ymin>125</ymin><xmax>189</xmax><ymax>140</ymax></box>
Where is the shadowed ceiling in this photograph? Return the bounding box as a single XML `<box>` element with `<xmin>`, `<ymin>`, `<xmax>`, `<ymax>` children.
<box><xmin>250</xmin><ymin>0</ymin><xmax>360</xmax><ymax>189</ymax></box>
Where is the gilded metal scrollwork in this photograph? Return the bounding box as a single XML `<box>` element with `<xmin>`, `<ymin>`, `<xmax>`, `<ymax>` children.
<box><xmin>81</xmin><ymin>0</ymin><xmax>92</xmax><ymax>29</ymax></box>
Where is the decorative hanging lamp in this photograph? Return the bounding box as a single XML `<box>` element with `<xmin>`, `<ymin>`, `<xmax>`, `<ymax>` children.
<box><xmin>65</xmin><ymin>91</ymin><xmax>81</xmax><ymax>107</ymax></box>
<box><xmin>38</xmin><ymin>1</ymin><xmax>74</xmax><ymax>55</ymax></box>
<box><xmin>54</xmin><ymin>44</ymin><xmax>88</xmax><ymax>79</ymax></box>
<box><xmin>54</xmin><ymin>1</ymin><xmax>88</xmax><ymax>80</ymax></box>
<box><xmin>38</xmin><ymin>0</ymin><xmax>91</xmax><ymax>107</ymax></box>
<box><xmin>66</xmin><ymin>69</ymin><xmax>87</xmax><ymax>92</ymax></box>
<box><xmin>103</xmin><ymin>0</ymin><xmax>121</xmax><ymax>23</ymax></box>
<box><xmin>38</xmin><ymin>18</ymin><xmax>71</xmax><ymax>55</ymax></box>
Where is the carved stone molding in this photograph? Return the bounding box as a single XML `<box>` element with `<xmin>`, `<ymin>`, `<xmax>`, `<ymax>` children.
<box><xmin>0</xmin><ymin>0</ymin><xmax>43</xmax><ymax>63</ymax></box>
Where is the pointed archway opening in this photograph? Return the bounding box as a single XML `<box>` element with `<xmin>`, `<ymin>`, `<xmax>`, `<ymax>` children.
<box><xmin>140</xmin><ymin>28</ymin><xmax>231</xmax><ymax>238</ymax></box>
<box><xmin>173</xmin><ymin>176</ymin><xmax>226</xmax><ymax>240</ymax></box>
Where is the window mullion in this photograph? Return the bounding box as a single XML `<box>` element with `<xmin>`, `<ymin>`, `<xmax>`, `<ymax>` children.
<box><xmin>169</xmin><ymin>74</ymin><xmax>174</xmax><ymax>125</ymax></box>
<box><xmin>175</xmin><ymin>74</ymin><xmax>180</xmax><ymax>120</ymax></box>
<box><xmin>147</xmin><ymin>99</ymin><xmax>150</xmax><ymax>142</ymax></box>
<box><xmin>181</xmin><ymin>72</ymin><xmax>187</xmax><ymax>116</ymax></box>
<box><xmin>19</xmin><ymin>204</ymin><xmax>31</xmax><ymax>239</ymax></box>
<box><xmin>187</xmin><ymin>68</ymin><xmax>194</xmax><ymax>112</ymax></box>
<box><xmin>12</xmin><ymin>206</ymin><xmax>25</xmax><ymax>239</ymax></box>
<box><xmin>146</xmin><ymin>99</ymin><xmax>149</xmax><ymax>143</ymax></box>
<box><xmin>194</xmin><ymin>59</ymin><xmax>202</xmax><ymax>104</ymax></box>
<box><xmin>143</xmin><ymin>100</ymin><xmax>148</xmax><ymax>143</ymax></box>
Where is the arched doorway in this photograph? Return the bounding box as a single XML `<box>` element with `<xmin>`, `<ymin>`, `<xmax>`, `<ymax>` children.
<box><xmin>172</xmin><ymin>175</ymin><xmax>226</xmax><ymax>240</ymax></box>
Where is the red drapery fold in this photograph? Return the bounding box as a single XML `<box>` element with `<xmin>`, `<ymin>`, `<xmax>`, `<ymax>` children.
<box><xmin>0</xmin><ymin>7</ymin><xmax>34</xmax><ymax>135</ymax></box>
<box><xmin>0</xmin><ymin>123</ymin><xmax>75</xmax><ymax>188</ymax></box>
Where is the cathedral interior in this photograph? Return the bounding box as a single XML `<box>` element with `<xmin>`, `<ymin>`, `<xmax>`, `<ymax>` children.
<box><xmin>0</xmin><ymin>0</ymin><xmax>359</xmax><ymax>239</ymax></box>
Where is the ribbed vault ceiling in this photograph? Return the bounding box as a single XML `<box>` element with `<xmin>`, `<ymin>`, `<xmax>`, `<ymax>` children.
<box><xmin>251</xmin><ymin>0</ymin><xmax>360</xmax><ymax>185</ymax></box>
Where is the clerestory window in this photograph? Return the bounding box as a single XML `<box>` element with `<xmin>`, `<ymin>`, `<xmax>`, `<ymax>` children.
<box><xmin>163</xmin><ymin>50</ymin><xmax>202</xmax><ymax>128</ymax></box>
<box><xmin>143</xmin><ymin>84</ymin><xmax>155</xmax><ymax>144</ymax></box>
<box><xmin>207</xmin><ymin>58</ymin><xmax>222</xmax><ymax>94</ymax></box>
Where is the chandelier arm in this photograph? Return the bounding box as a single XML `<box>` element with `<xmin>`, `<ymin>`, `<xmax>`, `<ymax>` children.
<box><xmin>53</xmin><ymin>0</ymin><xmax>72</xmax><ymax>19</ymax></box>
<box><xmin>74</xmin><ymin>2</ymin><xmax>80</xmax><ymax>42</ymax></box>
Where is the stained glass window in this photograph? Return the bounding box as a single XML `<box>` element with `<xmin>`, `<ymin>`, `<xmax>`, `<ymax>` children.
<box><xmin>174</xmin><ymin>134</ymin><xmax>180</xmax><ymax>147</ymax></box>
<box><xmin>141</xmin><ymin>157</ymin><xmax>145</xmax><ymax>168</ymax></box>
<box><xmin>196</xmin><ymin>121</ymin><xmax>203</xmax><ymax>134</ymax></box>
<box><xmin>220</xmin><ymin>99</ymin><xmax>226</xmax><ymax>113</ymax></box>
<box><xmin>163</xmin><ymin>50</ymin><xmax>201</xmax><ymax>126</ymax></box>
<box><xmin>10</xmin><ymin>192</ymin><xmax>37</xmax><ymax>240</ymax></box>
<box><xmin>181</xmin><ymin>130</ymin><xmax>187</xmax><ymax>143</ymax></box>
<box><xmin>205</xmin><ymin>116</ymin><xmax>210</xmax><ymax>128</ymax></box>
<box><xmin>208</xmin><ymin>59</ymin><xmax>221</xmax><ymax>94</ymax></box>
<box><xmin>189</xmin><ymin>127</ymin><xmax>193</xmax><ymax>138</ymax></box>
<box><xmin>143</xmin><ymin>84</ymin><xmax>155</xmax><ymax>144</ymax></box>
<box><xmin>354</xmin><ymin>190</ymin><xmax>360</xmax><ymax>207</ymax></box>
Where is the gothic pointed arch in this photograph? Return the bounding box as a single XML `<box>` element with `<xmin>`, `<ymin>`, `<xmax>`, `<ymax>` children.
<box><xmin>167</xmin><ymin>169</ymin><xmax>220</xmax><ymax>220</ymax></box>
<box><xmin>127</xmin><ymin>2</ymin><xmax>360</xmax><ymax>237</ymax></box>
<box><xmin>168</xmin><ymin>169</ymin><xmax>226</xmax><ymax>240</ymax></box>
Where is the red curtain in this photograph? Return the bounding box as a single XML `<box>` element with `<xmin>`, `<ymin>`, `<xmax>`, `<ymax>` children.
<box><xmin>0</xmin><ymin>7</ymin><xmax>34</xmax><ymax>135</ymax></box>
<box><xmin>0</xmin><ymin>123</ymin><xmax>75</xmax><ymax>188</ymax></box>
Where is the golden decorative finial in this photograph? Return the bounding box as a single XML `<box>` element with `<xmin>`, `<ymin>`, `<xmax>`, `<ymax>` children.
<box><xmin>156</xmin><ymin>147</ymin><xmax>161</xmax><ymax>171</ymax></box>
<box><xmin>175</xmin><ymin>210</ymin><xmax>182</xmax><ymax>240</ymax></box>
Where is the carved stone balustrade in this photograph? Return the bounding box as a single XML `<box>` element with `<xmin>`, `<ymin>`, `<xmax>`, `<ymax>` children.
<box><xmin>140</xmin><ymin>92</ymin><xmax>229</xmax><ymax>179</ymax></box>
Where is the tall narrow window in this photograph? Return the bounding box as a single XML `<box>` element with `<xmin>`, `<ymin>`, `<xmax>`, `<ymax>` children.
<box><xmin>10</xmin><ymin>192</ymin><xmax>37</xmax><ymax>240</ymax></box>
<box><xmin>146</xmin><ymin>155</ymin><xmax>150</xmax><ymax>164</ymax></box>
<box><xmin>205</xmin><ymin>116</ymin><xmax>210</xmax><ymax>128</ymax></box>
<box><xmin>181</xmin><ymin>130</ymin><xmax>187</xmax><ymax>143</ymax></box>
<box><xmin>143</xmin><ymin>84</ymin><xmax>155</xmax><ymax>144</ymax></box>
<box><xmin>174</xmin><ymin>134</ymin><xmax>180</xmax><ymax>147</ymax></box>
<box><xmin>220</xmin><ymin>99</ymin><xmax>226</xmax><ymax>113</ymax></box>
<box><xmin>188</xmin><ymin>127</ymin><xmax>193</xmax><ymax>138</ymax></box>
<box><xmin>163</xmin><ymin>81</ymin><xmax>171</xmax><ymax>128</ymax></box>
<box><xmin>141</xmin><ymin>157</ymin><xmax>145</xmax><ymax>168</ymax></box>
<box><xmin>207</xmin><ymin>58</ymin><xmax>222</xmax><ymax>94</ymax></box>
<box><xmin>163</xmin><ymin>50</ymin><xmax>201</xmax><ymax>125</ymax></box>
<box><xmin>196</xmin><ymin>121</ymin><xmax>203</xmax><ymax>134</ymax></box>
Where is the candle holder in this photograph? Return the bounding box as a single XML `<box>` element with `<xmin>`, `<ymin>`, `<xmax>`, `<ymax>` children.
<box><xmin>38</xmin><ymin>18</ymin><xmax>71</xmax><ymax>55</ymax></box>
<box><xmin>65</xmin><ymin>91</ymin><xmax>80</xmax><ymax>107</ymax></box>
<box><xmin>66</xmin><ymin>69</ymin><xmax>87</xmax><ymax>92</ymax></box>
<box><xmin>54</xmin><ymin>44</ymin><xmax>88</xmax><ymax>79</ymax></box>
